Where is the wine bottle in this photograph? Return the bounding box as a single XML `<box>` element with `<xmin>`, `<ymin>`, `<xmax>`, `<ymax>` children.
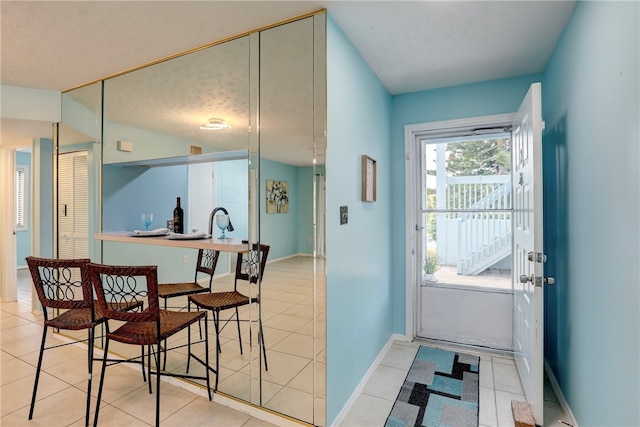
<box><xmin>173</xmin><ymin>197</ymin><xmax>184</xmax><ymax>234</ymax></box>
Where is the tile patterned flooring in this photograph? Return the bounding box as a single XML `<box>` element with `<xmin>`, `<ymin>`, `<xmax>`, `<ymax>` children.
<box><xmin>0</xmin><ymin>299</ymin><xmax>288</xmax><ymax>427</ymax></box>
<box><xmin>338</xmin><ymin>340</ymin><xmax>574</xmax><ymax>427</ymax></box>
<box><xmin>4</xmin><ymin>264</ymin><xmax>572</xmax><ymax>426</ymax></box>
<box><xmin>3</xmin><ymin>260</ymin><xmax>322</xmax><ymax>427</ymax></box>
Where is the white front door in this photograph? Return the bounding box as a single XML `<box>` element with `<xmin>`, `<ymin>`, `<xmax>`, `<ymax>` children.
<box><xmin>512</xmin><ymin>82</ymin><xmax>545</xmax><ymax>423</ymax></box>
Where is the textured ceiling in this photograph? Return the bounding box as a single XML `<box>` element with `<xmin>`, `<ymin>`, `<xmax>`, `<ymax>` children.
<box><xmin>0</xmin><ymin>1</ymin><xmax>326</xmax><ymax>91</ymax></box>
<box><xmin>64</xmin><ymin>15</ymin><xmax>318</xmax><ymax>166</ymax></box>
<box><xmin>1</xmin><ymin>1</ymin><xmax>575</xmax><ymax>155</ymax></box>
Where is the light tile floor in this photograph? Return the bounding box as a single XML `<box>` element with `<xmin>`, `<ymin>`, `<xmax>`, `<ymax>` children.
<box><xmin>337</xmin><ymin>340</ymin><xmax>574</xmax><ymax>427</ymax></box>
<box><xmin>0</xmin><ymin>299</ymin><xmax>289</xmax><ymax>427</ymax></box>
<box><xmin>11</xmin><ymin>257</ymin><xmax>326</xmax><ymax>426</ymax></box>
<box><xmin>7</xmin><ymin>265</ymin><xmax>574</xmax><ymax>427</ymax></box>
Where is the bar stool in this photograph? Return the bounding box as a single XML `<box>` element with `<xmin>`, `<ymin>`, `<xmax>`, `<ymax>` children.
<box><xmin>26</xmin><ymin>257</ymin><xmax>96</xmax><ymax>426</ymax></box>
<box><xmin>189</xmin><ymin>243</ymin><xmax>270</xmax><ymax>390</ymax></box>
<box><xmin>88</xmin><ymin>263</ymin><xmax>212</xmax><ymax>427</ymax></box>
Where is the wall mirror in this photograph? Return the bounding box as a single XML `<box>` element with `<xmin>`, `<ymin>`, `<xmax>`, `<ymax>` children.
<box><xmin>56</xmin><ymin>11</ymin><xmax>326</xmax><ymax>426</ymax></box>
<box><xmin>56</xmin><ymin>81</ymin><xmax>102</xmax><ymax>262</ymax></box>
<box><xmin>255</xmin><ymin>16</ymin><xmax>326</xmax><ymax>425</ymax></box>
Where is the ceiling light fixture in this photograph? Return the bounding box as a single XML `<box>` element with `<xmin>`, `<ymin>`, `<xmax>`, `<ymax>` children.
<box><xmin>200</xmin><ymin>118</ymin><xmax>231</xmax><ymax>131</ymax></box>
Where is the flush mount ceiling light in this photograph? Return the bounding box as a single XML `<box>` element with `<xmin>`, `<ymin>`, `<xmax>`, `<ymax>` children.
<box><xmin>200</xmin><ymin>118</ymin><xmax>231</xmax><ymax>130</ymax></box>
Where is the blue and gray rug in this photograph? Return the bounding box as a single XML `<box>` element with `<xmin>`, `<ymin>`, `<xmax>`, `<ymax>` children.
<box><xmin>385</xmin><ymin>345</ymin><xmax>479</xmax><ymax>427</ymax></box>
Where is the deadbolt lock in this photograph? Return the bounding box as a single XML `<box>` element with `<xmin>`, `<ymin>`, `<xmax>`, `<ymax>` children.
<box><xmin>520</xmin><ymin>274</ymin><xmax>555</xmax><ymax>286</ymax></box>
<box><xmin>527</xmin><ymin>251</ymin><xmax>547</xmax><ymax>263</ymax></box>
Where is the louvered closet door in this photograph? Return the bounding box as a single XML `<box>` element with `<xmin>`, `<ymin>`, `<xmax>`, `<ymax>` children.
<box><xmin>58</xmin><ymin>151</ymin><xmax>89</xmax><ymax>259</ymax></box>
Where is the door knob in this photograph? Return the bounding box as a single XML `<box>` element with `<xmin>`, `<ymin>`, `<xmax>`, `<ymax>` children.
<box><xmin>519</xmin><ymin>275</ymin><xmax>532</xmax><ymax>283</ymax></box>
<box><xmin>544</xmin><ymin>277</ymin><xmax>555</xmax><ymax>285</ymax></box>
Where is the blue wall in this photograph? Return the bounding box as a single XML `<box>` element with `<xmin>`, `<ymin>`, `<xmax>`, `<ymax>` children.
<box><xmin>16</xmin><ymin>150</ymin><xmax>31</xmax><ymax>266</ymax></box>
<box><xmin>258</xmin><ymin>160</ymin><xmax>314</xmax><ymax>260</ymax></box>
<box><xmin>102</xmin><ymin>163</ymin><xmax>195</xmax><ymax>282</ymax></box>
<box><xmin>390</xmin><ymin>75</ymin><xmax>541</xmax><ymax>333</ymax></box>
<box><xmin>103</xmin><ymin>164</ymin><xmax>188</xmax><ymax>232</ymax></box>
<box><xmin>296</xmin><ymin>166</ymin><xmax>314</xmax><ymax>255</ymax></box>
<box><xmin>386</xmin><ymin>2</ymin><xmax>639</xmax><ymax>424</ymax></box>
<box><xmin>326</xmin><ymin>15</ymin><xmax>393</xmax><ymax>424</ymax></box>
<box><xmin>260</xmin><ymin>159</ymin><xmax>301</xmax><ymax>260</ymax></box>
<box><xmin>541</xmin><ymin>2</ymin><xmax>639</xmax><ymax>425</ymax></box>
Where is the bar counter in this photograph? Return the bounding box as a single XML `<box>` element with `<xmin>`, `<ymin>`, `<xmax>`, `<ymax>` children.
<box><xmin>94</xmin><ymin>232</ymin><xmax>249</xmax><ymax>253</ymax></box>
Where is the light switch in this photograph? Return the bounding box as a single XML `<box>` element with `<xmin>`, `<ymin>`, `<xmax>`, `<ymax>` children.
<box><xmin>340</xmin><ymin>206</ymin><xmax>348</xmax><ymax>225</ymax></box>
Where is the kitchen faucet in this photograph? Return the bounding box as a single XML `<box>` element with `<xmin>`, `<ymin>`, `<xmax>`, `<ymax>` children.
<box><xmin>208</xmin><ymin>207</ymin><xmax>235</xmax><ymax>234</ymax></box>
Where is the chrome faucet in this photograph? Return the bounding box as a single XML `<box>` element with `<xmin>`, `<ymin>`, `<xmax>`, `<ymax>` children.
<box><xmin>208</xmin><ymin>207</ymin><xmax>235</xmax><ymax>234</ymax></box>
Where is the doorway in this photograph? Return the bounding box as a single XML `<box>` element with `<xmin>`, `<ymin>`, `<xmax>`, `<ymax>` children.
<box><xmin>405</xmin><ymin>84</ymin><xmax>546</xmax><ymax>422</ymax></box>
<box><xmin>418</xmin><ymin>133</ymin><xmax>514</xmax><ymax>349</ymax></box>
<box><xmin>0</xmin><ymin>146</ymin><xmax>33</xmax><ymax>304</ymax></box>
<box><xmin>405</xmin><ymin>113</ymin><xmax>516</xmax><ymax>350</ymax></box>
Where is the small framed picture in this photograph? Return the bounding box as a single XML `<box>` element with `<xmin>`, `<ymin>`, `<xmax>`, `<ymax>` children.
<box><xmin>362</xmin><ymin>155</ymin><xmax>377</xmax><ymax>202</ymax></box>
<box><xmin>266</xmin><ymin>180</ymin><xmax>289</xmax><ymax>213</ymax></box>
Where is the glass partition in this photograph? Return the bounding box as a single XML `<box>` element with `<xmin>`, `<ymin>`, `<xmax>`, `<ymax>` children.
<box><xmin>58</xmin><ymin>11</ymin><xmax>326</xmax><ymax>425</ymax></box>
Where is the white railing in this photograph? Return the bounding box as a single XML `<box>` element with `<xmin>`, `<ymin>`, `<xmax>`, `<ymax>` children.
<box><xmin>451</xmin><ymin>176</ymin><xmax>512</xmax><ymax>275</ymax></box>
<box><xmin>446</xmin><ymin>175</ymin><xmax>511</xmax><ymax>212</ymax></box>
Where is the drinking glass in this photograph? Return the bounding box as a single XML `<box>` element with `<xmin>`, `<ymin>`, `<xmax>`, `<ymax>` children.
<box><xmin>215</xmin><ymin>214</ymin><xmax>230</xmax><ymax>239</ymax></box>
<box><xmin>141</xmin><ymin>213</ymin><xmax>153</xmax><ymax>231</ymax></box>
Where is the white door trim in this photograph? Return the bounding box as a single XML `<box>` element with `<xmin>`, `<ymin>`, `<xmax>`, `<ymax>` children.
<box><xmin>404</xmin><ymin>113</ymin><xmax>514</xmax><ymax>339</ymax></box>
<box><xmin>0</xmin><ymin>148</ymin><xmax>17</xmax><ymax>302</ymax></box>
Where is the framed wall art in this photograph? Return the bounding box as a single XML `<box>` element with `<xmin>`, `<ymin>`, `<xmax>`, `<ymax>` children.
<box><xmin>362</xmin><ymin>155</ymin><xmax>377</xmax><ymax>202</ymax></box>
<box><xmin>266</xmin><ymin>180</ymin><xmax>289</xmax><ymax>213</ymax></box>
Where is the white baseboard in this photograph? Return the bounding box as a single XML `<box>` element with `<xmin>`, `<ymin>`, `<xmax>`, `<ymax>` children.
<box><xmin>545</xmin><ymin>360</ymin><xmax>578</xmax><ymax>427</ymax></box>
<box><xmin>330</xmin><ymin>333</ymin><xmax>407</xmax><ymax>427</ymax></box>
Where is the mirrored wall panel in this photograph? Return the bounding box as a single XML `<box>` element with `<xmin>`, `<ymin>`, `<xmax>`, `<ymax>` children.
<box><xmin>58</xmin><ymin>11</ymin><xmax>326</xmax><ymax>426</ymax></box>
<box><xmin>256</xmin><ymin>15</ymin><xmax>326</xmax><ymax>425</ymax></box>
<box><xmin>57</xmin><ymin>82</ymin><xmax>102</xmax><ymax>262</ymax></box>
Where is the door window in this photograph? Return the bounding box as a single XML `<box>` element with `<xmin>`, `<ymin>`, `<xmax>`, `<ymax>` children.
<box><xmin>420</xmin><ymin>135</ymin><xmax>513</xmax><ymax>290</ymax></box>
